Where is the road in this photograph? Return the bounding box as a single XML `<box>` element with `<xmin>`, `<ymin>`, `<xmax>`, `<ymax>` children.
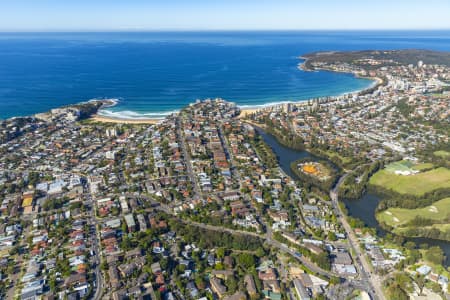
<box><xmin>5</xmin><ymin>232</ymin><xmax>26</xmax><ymax>299</ymax></box>
<box><xmin>149</xmin><ymin>199</ymin><xmax>338</xmax><ymax>279</ymax></box>
<box><xmin>176</xmin><ymin>116</ymin><xmax>202</xmax><ymax>200</ymax></box>
<box><xmin>167</xmin><ymin>123</ymin><xmax>342</xmax><ymax>280</ymax></box>
<box><xmin>266</xmin><ymin>231</ymin><xmax>339</xmax><ymax>279</ymax></box>
<box><xmin>331</xmin><ymin>172</ymin><xmax>386</xmax><ymax>300</ymax></box>
<box><xmin>84</xmin><ymin>187</ymin><xmax>104</xmax><ymax>300</ymax></box>
<box><xmin>90</xmin><ymin>208</ymin><xmax>103</xmax><ymax>300</ymax></box>
<box><xmin>217</xmin><ymin>123</ymin><xmax>242</xmax><ymax>186</ymax></box>
<box><xmin>90</xmin><ymin>183</ymin><xmax>374</xmax><ymax>297</ymax></box>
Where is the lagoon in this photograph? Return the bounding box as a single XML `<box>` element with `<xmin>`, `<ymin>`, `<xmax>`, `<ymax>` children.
<box><xmin>259</xmin><ymin>128</ymin><xmax>450</xmax><ymax>267</ymax></box>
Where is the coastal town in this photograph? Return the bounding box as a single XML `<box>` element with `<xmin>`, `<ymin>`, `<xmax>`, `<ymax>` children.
<box><xmin>0</xmin><ymin>50</ymin><xmax>449</xmax><ymax>300</ymax></box>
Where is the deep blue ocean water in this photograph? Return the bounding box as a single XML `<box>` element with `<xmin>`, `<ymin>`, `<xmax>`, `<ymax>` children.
<box><xmin>1</xmin><ymin>31</ymin><xmax>450</xmax><ymax>119</ymax></box>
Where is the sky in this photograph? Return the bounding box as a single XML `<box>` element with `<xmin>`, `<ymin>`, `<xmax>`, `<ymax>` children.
<box><xmin>1</xmin><ymin>0</ymin><xmax>450</xmax><ymax>31</ymax></box>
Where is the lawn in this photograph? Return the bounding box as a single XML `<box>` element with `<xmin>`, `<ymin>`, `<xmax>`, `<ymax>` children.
<box><xmin>384</xmin><ymin>160</ymin><xmax>414</xmax><ymax>173</ymax></box>
<box><xmin>394</xmin><ymin>223</ymin><xmax>450</xmax><ymax>236</ymax></box>
<box><xmin>434</xmin><ymin>150</ymin><xmax>450</xmax><ymax>158</ymax></box>
<box><xmin>370</xmin><ymin>167</ymin><xmax>450</xmax><ymax>195</ymax></box>
<box><xmin>411</xmin><ymin>162</ymin><xmax>434</xmax><ymax>171</ymax></box>
<box><xmin>377</xmin><ymin>197</ymin><xmax>450</xmax><ymax>227</ymax></box>
<box><xmin>384</xmin><ymin>160</ymin><xmax>433</xmax><ymax>173</ymax></box>
<box><xmin>318</xmin><ymin>149</ymin><xmax>352</xmax><ymax>165</ymax></box>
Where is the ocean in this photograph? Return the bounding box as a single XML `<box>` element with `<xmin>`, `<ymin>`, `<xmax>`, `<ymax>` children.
<box><xmin>1</xmin><ymin>31</ymin><xmax>450</xmax><ymax>119</ymax></box>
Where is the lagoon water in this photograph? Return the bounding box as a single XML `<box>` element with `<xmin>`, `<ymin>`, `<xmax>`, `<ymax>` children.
<box><xmin>1</xmin><ymin>31</ymin><xmax>450</xmax><ymax>119</ymax></box>
<box><xmin>259</xmin><ymin>130</ymin><xmax>450</xmax><ymax>267</ymax></box>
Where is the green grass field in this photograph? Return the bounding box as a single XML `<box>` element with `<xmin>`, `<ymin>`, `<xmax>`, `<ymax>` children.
<box><xmin>377</xmin><ymin>197</ymin><xmax>450</xmax><ymax>227</ymax></box>
<box><xmin>434</xmin><ymin>150</ymin><xmax>450</xmax><ymax>159</ymax></box>
<box><xmin>411</xmin><ymin>163</ymin><xmax>435</xmax><ymax>171</ymax></box>
<box><xmin>384</xmin><ymin>160</ymin><xmax>433</xmax><ymax>173</ymax></box>
<box><xmin>384</xmin><ymin>161</ymin><xmax>411</xmax><ymax>172</ymax></box>
<box><xmin>318</xmin><ymin>149</ymin><xmax>352</xmax><ymax>165</ymax></box>
<box><xmin>370</xmin><ymin>166</ymin><xmax>450</xmax><ymax>195</ymax></box>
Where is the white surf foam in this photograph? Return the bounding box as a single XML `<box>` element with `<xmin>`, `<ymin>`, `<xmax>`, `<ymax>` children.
<box><xmin>97</xmin><ymin>108</ymin><xmax>179</xmax><ymax>120</ymax></box>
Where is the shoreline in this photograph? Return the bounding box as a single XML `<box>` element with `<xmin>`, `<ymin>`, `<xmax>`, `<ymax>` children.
<box><xmin>299</xmin><ymin>55</ymin><xmax>384</xmax><ymax>95</ymax></box>
<box><xmin>236</xmin><ymin>75</ymin><xmax>379</xmax><ymax>118</ymax></box>
<box><xmin>244</xmin><ymin>68</ymin><xmax>382</xmax><ymax>119</ymax></box>
<box><xmin>92</xmin><ymin>72</ymin><xmax>377</xmax><ymax>123</ymax></box>
<box><xmin>91</xmin><ymin>55</ymin><xmax>379</xmax><ymax>124</ymax></box>
<box><xmin>2</xmin><ymin>55</ymin><xmax>381</xmax><ymax>124</ymax></box>
<box><xmin>299</xmin><ymin>57</ymin><xmax>383</xmax><ymax>94</ymax></box>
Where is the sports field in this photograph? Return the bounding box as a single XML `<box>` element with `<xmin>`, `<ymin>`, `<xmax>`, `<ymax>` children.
<box><xmin>370</xmin><ymin>166</ymin><xmax>450</xmax><ymax>195</ymax></box>
<box><xmin>384</xmin><ymin>160</ymin><xmax>433</xmax><ymax>173</ymax></box>
<box><xmin>377</xmin><ymin>197</ymin><xmax>450</xmax><ymax>227</ymax></box>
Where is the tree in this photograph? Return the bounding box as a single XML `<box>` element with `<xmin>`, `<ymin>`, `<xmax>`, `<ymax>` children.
<box><xmin>160</xmin><ymin>258</ymin><xmax>168</xmax><ymax>270</ymax></box>
<box><xmin>177</xmin><ymin>264</ymin><xmax>186</xmax><ymax>273</ymax></box>
<box><xmin>314</xmin><ymin>252</ymin><xmax>331</xmax><ymax>270</ymax></box>
<box><xmin>49</xmin><ymin>275</ymin><xmax>58</xmax><ymax>292</ymax></box>
<box><xmin>237</xmin><ymin>253</ymin><xmax>255</xmax><ymax>269</ymax></box>
<box><xmin>216</xmin><ymin>247</ymin><xmax>226</xmax><ymax>259</ymax></box>
<box><xmin>384</xmin><ymin>272</ymin><xmax>413</xmax><ymax>299</ymax></box>
<box><xmin>404</xmin><ymin>241</ymin><xmax>416</xmax><ymax>250</ymax></box>
<box><xmin>425</xmin><ymin>246</ymin><xmax>444</xmax><ymax>265</ymax></box>
<box><xmin>386</xmin><ymin>285</ymin><xmax>408</xmax><ymax>300</ymax></box>
<box><xmin>255</xmin><ymin>247</ymin><xmax>266</xmax><ymax>258</ymax></box>
<box><xmin>407</xmin><ymin>249</ymin><xmax>421</xmax><ymax>265</ymax></box>
<box><xmin>226</xmin><ymin>276</ymin><xmax>238</xmax><ymax>294</ymax></box>
<box><xmin>414</xmin><ymin>274</ymin><xmax>426</xmax><ymax>296</ymax></box>
<box><xmin>121</xmin><ymin>235</ymin><xmax>132</xmax><ymax>251</ymax></box>
<box><xmin>329</xmin><ymin>276</ymin><xmax>340</xmax><ymax>285</ymax></box>
<box><xmin>195</xmin><ymin>275</ymin><xmax>206</xmax><ymax>290</ymax></box>
<box><xmin>28</xmin><ymin>171</ymin><xmax>40</xmax><ymax>187</ymax></box>
<box><xmin>121</xmin><ymin>221</ymin><xmax>128</xmax><ymax>234</ymax></box>
<box><xmin>419</xmin><ymin>243</ymin><xmax>429</xmax><ymax>250</ymax></box>
<box><xmin>328</xmin><ymin>231</ymin><xmax>337</xmax><ymax>241</ymax></box>
<box><xmin>429</xmin><ymin>281</ymin><xmax>442</xmax><ymax>293</ymax></box>
<box><xmin>8</xmin><ymin>245</ymin><xmax>19</xmax><ymax>256</ymax></box>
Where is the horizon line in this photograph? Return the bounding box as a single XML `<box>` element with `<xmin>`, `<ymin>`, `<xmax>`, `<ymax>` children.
<box><xmin>1</xmin><ymin>28</ymin><xmax>450</xmax><ymax>33</ymax></box>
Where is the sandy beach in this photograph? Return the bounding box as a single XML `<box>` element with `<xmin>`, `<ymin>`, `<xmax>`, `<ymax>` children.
<box><xmin>90</xmin><ymin>74</ymin><xmax>382</xmax><ymax>125</ymax></box>
<box><xmin>238</xmin><ymin>100</ymin><xmax>311</xmax><ymax>118</ymax></box>
<box><xmin>238</xmin><ymin>108</ymin><xmax>260</xmax><ymax>118</ymax></box>
<box><xmin>90</xmin><ymin>114</ymin><xmax>160</xmax><ymax>124</ymax></box>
